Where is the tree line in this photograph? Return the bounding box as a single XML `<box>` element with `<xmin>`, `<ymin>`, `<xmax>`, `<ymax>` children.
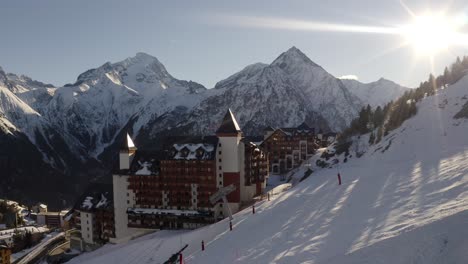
<box><xmin>340</xmin><ymin>55</ymin><xmax>468</xmax><ymax>145</ymax></box>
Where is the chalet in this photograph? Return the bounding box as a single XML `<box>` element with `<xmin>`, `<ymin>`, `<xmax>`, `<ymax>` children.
<box><xmin>261</xmin><ymin>122</ymin><xmax>319</xmax><ymax>174</ymax></box>
<box><xmin>112</xmin><ymin>109</ymin><xmax>269</xmax><ymax>242</ymax></box>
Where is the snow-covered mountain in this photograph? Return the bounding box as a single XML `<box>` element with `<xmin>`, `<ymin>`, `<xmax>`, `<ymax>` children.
<box><xmin>3</xmin><ymin>71</ymin><xmax>56</xmax><ymax>114</ymax></box>
<box><xmin>45</xmin><ymin>52</ymin><xmax>208</xmax><ymax>157</ymax></box>
<box><xmin>137</xmin><ymin>47</ymin><xmax>376</xmax><ymax>143</ymax></box>
<box><xmin>0</xmin><ymin>68</ymin><xmax>101</xmax><ymax>207</ymax></box>
<box><xmin>3</xmin><ymin>48</ymin><xmax>406</xmax><ymax>160</ymax></box>
<box><xmin>0</xmin><ymin>47</ymin><xmax>409</xmax><ymax>206</ymax></box>
<box><xmin>341</xmin><ymin>77</ymin><xmax>409</xmax><ymax>107</ymax></box>
<box><xmin>140</xmin><ymin>47</ymin><xmax>411</xmax><ymax>144</ymax></box>
<box><xmin>68</xmin><ymin>72</ymin><xmax>468</xmax><ymax>264</ymax></box>
<box><xmin>0</xmin><ymin>66</ymin><xmax>87</xmax><ymax>167</ymax></box>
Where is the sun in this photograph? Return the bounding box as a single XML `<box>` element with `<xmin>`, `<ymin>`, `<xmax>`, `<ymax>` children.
<box><xmin>401</xmin><ymin>12</ymin><xmax>460</xmax><ymax>55</ymax></box>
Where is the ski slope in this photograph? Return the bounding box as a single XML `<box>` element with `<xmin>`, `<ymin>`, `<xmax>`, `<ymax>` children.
<box><xmin>69</xmin><ymin>76</ymin><xmax>468</xmax><ymax>264</ymax></box>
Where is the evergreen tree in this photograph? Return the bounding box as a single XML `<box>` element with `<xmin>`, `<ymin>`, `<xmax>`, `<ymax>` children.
<box><xmin>442</xmin><ymin>67</ymin><xmax>451</xmax><ymax>86</ymax></box>
<box><xmin>450</xmin><ymin>57</ymin><xmax>464</xmax><ymax>84</ymax></box>
<box><xmin>373</xmin><ymin>106</ymin><xmax>384</xmax><ymax>127</ymax></box>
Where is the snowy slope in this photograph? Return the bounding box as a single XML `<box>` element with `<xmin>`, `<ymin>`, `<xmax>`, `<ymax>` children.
<box><xmin>69</xmin><ymin>75</ymin><xmax>468</xmax><ymax>264</ymax></box>
<box><xmin>341</xmin><ymin>78</ymin><xmax>409</xmax><ymax>107</ymax></box>
<box><xmin>0</xmin><ymin>72</ymin><xmax>43</xmax><ymax>137</ymax></box>
<box><xmin>270</xmin><ymin>47</ymin><xmax>362</xmax><ymax>131</ymax></box>
<box><xmin>4</xmin><ymin>71</ymin><xmax>56</xmax><ymax>114</ymax></box>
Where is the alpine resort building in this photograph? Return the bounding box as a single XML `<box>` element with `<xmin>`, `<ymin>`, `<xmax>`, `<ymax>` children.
<box><xmin>111</xmin><ymin>109</ymin><xmax>269</xmax><ymax>242</ymax></box>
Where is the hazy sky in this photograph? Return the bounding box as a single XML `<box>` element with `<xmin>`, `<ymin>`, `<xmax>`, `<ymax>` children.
<box><xmin>1</xmin><ymin>0</ymin><xmax>467</xmax><ymax>88</ymax></box>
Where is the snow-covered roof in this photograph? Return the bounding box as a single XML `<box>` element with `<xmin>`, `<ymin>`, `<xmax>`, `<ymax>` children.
<box><xmin>135</xmin><ymin>161</ymin><xmax>152</xmax><ymax>175</ymax></box>
<box><xmin>79</xmin><ymin>193</ymin><xmax>111</xmax><ymax>211</ymax></box>
<box><xmin>73</xmin><ymin>183</ymin><xmax>113</xmax><ymax>212</ymax></box>
<box><xmin>0</xmin><ymin>226</ymin><xmax>48</xmax><ymax>236</ymax></box>
<box><xmin>172</xmin><ymin>143</ymin><xmax>215</xmax><ymax>160</ymax></box>
<box><xmin>81</xmin><ymin>197</ymin><xmax>93</xmax><ymax>209</ymax></box>
<box><xmin>127</xmin><ymin>208</ymin><xmax>200</xmax><ymax>216</ymax></box>
<box><xmin>95</xmin><ymin>195</ymin><xmax>108</xmax><ymax>209</ymax></box>
<box><xmin>123</xmin><ymin>150</ymin><xmax>163</xmax><ymax>175</ymax></box>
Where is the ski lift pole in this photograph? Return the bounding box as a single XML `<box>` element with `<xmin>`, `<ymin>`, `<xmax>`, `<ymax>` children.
<box><xmin>336</xmin><ymin>162</ymin><xmax>342</xmax><ymax>186</ymax></box>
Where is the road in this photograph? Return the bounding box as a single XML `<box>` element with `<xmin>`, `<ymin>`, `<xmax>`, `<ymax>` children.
<box><xmin>14</xmin><ymin>232</ymin><xmax>65</xmax><ymax>264</ymax></box>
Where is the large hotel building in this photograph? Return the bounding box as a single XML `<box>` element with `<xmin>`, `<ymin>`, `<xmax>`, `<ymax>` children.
<box><xmin>111</xmin><ymin>110</ymin><xmax>269</xmax><ymax>242</ymax></box>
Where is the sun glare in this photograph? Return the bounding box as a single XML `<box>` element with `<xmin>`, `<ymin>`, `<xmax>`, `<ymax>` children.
<box><xmin>402</xmin><ymin>13</ymin><xmax>460</xmax><ymax>55</ymax></box>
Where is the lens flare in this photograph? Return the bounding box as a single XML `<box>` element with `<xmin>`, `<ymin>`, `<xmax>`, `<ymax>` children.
<box><xmin>401</xmin><ymin>12</ymin><xmax>462</xmax><ymax>55</ymax></box>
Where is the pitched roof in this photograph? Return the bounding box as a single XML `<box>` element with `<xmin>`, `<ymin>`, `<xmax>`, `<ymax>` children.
<box><xmin>73</xmin><ymin>183</ymin><xmax>114</xmax><ymax>212</ymax></box>
<box><xmin>120</xmin><ymin>133</ymin><xmax>137</xmax><ymax>151</ymax></box>
<box><xmin>216</xmin><ymin>109</ymin><xmax>242</xmax><ymax>134</ymax></box>
<box><xmin>297</xmin><ymin>122</ymin><xmax>311</xmax><ymax>130</ymax></box>
<box><xmin>165</xmin><ymin>136</ymin><xmax>218</xmax><ymax>161</ymax></box>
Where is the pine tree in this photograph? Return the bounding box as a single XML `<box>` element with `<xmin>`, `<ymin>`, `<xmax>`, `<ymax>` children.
<box><xmin>373</xmin><ymin>106</ymin><xmax>384</xmax><ymax>127</ymax></box>
<box><xmin>443</xmin><ymin>67</ymin><xmax>451</xmax><ymax>86</ymax></box>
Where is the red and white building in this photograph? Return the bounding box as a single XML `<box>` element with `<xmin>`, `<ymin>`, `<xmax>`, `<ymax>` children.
<box><xmin>112</xmin><ymin>109</ymin><xmax>269</xmax><ymax>242</ymax></box>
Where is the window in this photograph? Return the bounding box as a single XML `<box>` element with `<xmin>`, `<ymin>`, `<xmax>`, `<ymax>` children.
<box><xmin>219</xmin><ymin>151</ymin><xmax>222</xmax><ymax>155</ymax></box>
<box><xmin>218</xmin><ymin>143</ymin><xmax>221</xmax><ymax>147</ymax></box>
<box><xmin>219</xmin><ymin>181</ymin><xmax>222</xmax><ymax>185</ymax></box>
<box><xmin>127</xmin><ymin>200</ymin><xmax>130</xmax><ymax>204</ymax></box>
<box><xmin>219</xmin><ymin>166</ymin><xmax>222</xmax><ymax>170</ymax></box>
<box><xmin>219</xmin><ymin>159</ymin><xmax>222</xmax><ymax>162</ymax></box>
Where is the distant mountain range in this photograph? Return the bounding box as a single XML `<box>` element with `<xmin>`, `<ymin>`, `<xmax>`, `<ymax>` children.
<box><xmin>0</xmin><ymin>47</ymin><xmax>408</xmax><ymax>206</ymax></box>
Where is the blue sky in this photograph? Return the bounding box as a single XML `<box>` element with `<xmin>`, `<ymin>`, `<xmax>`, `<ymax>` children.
<box><xmin>1</xmin><ymin>0</ymin><xmax>467</xmax><ymax>88</ymax></box>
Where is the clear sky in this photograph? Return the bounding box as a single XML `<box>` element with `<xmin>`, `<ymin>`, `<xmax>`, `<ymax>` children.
<box><xmin>1</xmin><ymin>0</ymin><xmax>467</xmax><ymax>88</ymax></box>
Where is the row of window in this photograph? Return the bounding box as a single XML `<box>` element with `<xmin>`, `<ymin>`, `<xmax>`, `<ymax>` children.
<box><xmin>161</xmin><ymin>167</ymin><xmax>214</xmax><ymax>172</ymax></box>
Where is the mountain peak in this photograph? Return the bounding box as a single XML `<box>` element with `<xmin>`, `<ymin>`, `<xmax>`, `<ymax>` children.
<box><xmin>286</xmin><ymin>46</ymin><xmax>301</xmax><ymax>53</ymax></box>
<box><xmin>272</xmin><ymin>46</ymin><xmax>320</xmax><ymax>69</ymax></box>
<box><xmin>74</xmin><ymin>52</ymin><xmax>170</xmax><ymax>85</ymax></box>
<box><xmin>122</xmin><ymin>52</ymin><xmax>163</xmax><ymax>68</ymax></box>
<box><xmin>133</xmin><ymin>52</ymin><xmax>158</xmax><ymax>62</ymax></box>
